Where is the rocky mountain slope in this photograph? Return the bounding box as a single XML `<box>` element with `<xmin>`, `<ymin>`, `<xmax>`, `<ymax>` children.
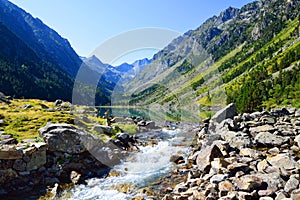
<box><xmin>0</xmin><ymin>0</ymin><xmax>112</xmax><ymax>105</ymax></box>
<box><xmin>124</xmin><ymin>0</ymin><xmax>300</xmax><ymax>114</ymax></box>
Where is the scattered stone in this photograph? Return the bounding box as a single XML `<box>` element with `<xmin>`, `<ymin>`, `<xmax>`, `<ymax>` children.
<box><xmin>54</xmin><ymin>99</ymin><xmax>63</xmax><ymax>107</ymax></box>
<box><xmin>164</xmin><ymin>106</ymin><xmax>300</xmax><ymax>200</ymax></box>
<box><xmin>21</xmin><ymin>104</ymin><xmax>33</xmax><ymax>109</ymax></box>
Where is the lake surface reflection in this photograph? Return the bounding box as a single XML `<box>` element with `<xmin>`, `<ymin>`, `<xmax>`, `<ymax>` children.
<box><xmin>97</xmin><ymin>106</ymin><xmax>202</xmax><ymax>122</ymax></box>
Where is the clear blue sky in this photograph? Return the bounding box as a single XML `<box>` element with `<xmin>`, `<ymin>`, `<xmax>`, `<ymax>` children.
<box><xmin>9</xmin><ymin>0</ymin><xmax>254</xmax><ymax>64</ymax></box>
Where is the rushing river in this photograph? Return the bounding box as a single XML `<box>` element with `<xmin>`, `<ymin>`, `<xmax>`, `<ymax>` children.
<box><xmin>56</xmin><ymin>125</ymin><xmax>197</xmax><ymax>200</ymax></box>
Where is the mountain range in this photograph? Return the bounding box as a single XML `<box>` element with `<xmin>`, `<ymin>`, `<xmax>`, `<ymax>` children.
<box><xmin>0</xmin><ymin>0</ymin><xmax>299</xmax><ymax>113</ymax></box>
<box><xmin>123</xmin><ymin>0</ymin><xmax>300</xmax><ymax>115</ymax></box>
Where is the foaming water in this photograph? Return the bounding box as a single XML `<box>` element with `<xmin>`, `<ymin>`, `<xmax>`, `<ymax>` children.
<box><xmin>57</xmin><ymin>129</ymin><xmax>191</xmax><ymax>200</ymax></box>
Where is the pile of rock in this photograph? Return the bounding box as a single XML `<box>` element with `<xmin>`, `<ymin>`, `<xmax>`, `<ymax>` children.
<box><xmin>0</xmin><ymin>123</ymin><xmax>138</xmax><ymax>197</ymax></box>
<box><xmin>166</xmin><ymin>104</ymin><xmax>300</xmax><ymax>200</ymax></box>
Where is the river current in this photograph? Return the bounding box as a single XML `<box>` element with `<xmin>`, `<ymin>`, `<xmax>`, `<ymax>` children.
<box><xmin>57</xmin><ymin>125</ymin><xmax>197</xmax><ymax>200</ymax></box>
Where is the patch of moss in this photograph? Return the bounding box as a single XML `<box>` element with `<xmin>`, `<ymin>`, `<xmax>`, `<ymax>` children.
<box><xmin>0</xmin><ymin>99</ymin><xmax>74</xmax><ymax>141</ymax></box>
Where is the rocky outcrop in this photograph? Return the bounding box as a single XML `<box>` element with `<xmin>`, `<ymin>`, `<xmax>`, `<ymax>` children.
<box><xmin>0</xmin><ymin>123</ymin><xmax>139</xmax><ymax>196</ymax></box>
<box><xmin>167</xmin><ymin>106</ymin><xmax>300</xmax><ymax>200</ymax></box>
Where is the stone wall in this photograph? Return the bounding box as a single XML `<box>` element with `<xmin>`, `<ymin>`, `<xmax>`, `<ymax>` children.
<box><xmin>0</xmin><ymin>142</ymin><xmax>47</xmax><ymax>194</ymax></box>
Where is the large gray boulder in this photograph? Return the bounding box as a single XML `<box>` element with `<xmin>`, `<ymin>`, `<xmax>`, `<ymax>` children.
<box><xmin>196</xmin><ymin>144</ymin><xmax>223</xmax><ymax>172</ymax></box>
<box><xmin>38</xmin><ymin>123</ymin><xmax>102</xmax><ymax>154</ymax></box>
<box><xmin>255</xmin><ymin>132</ymin><xmax>289</xmax><ymax>147</ymax></box>
<box><xmin>211</xmin><ymin>103</ymin><xmax>238</xmax><ymax>123</ymax></box>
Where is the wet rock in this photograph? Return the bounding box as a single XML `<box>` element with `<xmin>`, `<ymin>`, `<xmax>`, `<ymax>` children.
<box><xmin>211</xmin><ymin>103</ymin><xmax>237</xmax><ymax>123</ymax></box>
<box><xmin>70</xmin><ymin>171</ymin><xmax>82</xmax><ymax>184</ymax></box>
<box><xmin>170</xmin><ymin>155</ymin><xmax>184</xmax><ymax>164</ymax></box>
<box><xmin>255</xmin><ymin>132</ymin><xmax>288</xmax><ymax>147</ymax></box>
<box><xmin>196</xmin><ymin>145</ymin><xmax>223</xmax><ymax>172</ymax></box>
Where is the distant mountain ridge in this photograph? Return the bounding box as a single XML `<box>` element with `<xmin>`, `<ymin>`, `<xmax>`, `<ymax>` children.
<box><xmin>82</xmin><ymin>55</ymin><xmax>151</xmax><ymax>85</ymax></box>
<box><xmin>0</xmin><ymin>0</ymin><xmax>112</xmax><ymax>104</ymax></box>
<box><xmin>124</xmin><ymin>0</ymin><xmax>300</xmax><ymax>113</ymax></box>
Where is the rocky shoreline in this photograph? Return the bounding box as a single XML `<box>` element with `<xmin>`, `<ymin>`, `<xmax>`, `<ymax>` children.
<box><xmin>163</xmin><ymin>104</ymin><xmax>300</xmax><ymax>200</ymax></box>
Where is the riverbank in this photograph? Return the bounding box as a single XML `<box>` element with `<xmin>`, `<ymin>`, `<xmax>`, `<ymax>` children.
<box><xmin>0</xmin><ymin>97</ymin><xmax>159</xmax><ymax>199</ymax></box>
<box><xmin>164</xmin><ymin>104</ymin><xmax>300</xmax><ymax>200</ymax></box>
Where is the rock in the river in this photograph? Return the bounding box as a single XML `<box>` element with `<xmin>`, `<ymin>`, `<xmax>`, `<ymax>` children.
<box><xmin>170</xmin><ymin>155</ymin><xmax>184</xmax><ymax>164</ymax></box>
